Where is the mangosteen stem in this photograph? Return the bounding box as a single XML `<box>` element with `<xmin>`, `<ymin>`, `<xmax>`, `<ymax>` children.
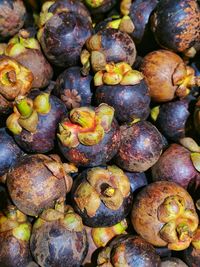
<box><xmin>16</xmin><ymin>97</ymin><xmax>33</xmax><ymax>118</ymax></box>
<box><xmin>102</xmin><ymin>186</ymin><xmax>115</xmax><ymax>197</ymax></box>
<box><xmin>7</xmin><ymin>70</ymin><xmax>17</xmax><ymax>83</ymax></box>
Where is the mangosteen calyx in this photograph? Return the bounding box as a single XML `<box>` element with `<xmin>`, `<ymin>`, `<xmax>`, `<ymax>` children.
<box><xmin>74</xmin><ymin>165</ymin><xmax>131</xmax><ymax>218</ymax></box>
<box><xmin>6</xmin><ymin>93</ymin><xmax>51</xmax><ymax>135</ymax></box>
<box><xmin>94</xmin><ymin>62</ymin><xmax>143</xmax><ymax>86</ymax></box>
<box><xmin>158</xmin><ymin>195</ymin><xmax>199</xmax><ymax>250</ymax></box>
<box><xmin>57</xmin><ymin>103</ymin><xmax>114</xmax><ymax>148</ymax></box>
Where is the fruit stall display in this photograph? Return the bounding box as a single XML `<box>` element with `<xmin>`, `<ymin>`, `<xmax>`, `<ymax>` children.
<box><xmin>0</xmin><ymin>0</ymin><xmax>200</xmax><ymax>266</ymax></box>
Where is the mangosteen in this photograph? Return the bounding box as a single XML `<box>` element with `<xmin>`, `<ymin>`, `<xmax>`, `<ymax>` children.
<box><xmin>151</xmin><ymin>99</ymin><xmax>191</xmax><ymax>141</ymax></box>
<box><xmin>71</xmin><ymin>165</ymin><xmax>133</xmax><ymax>227</ymax></box>
<box><xmin>151</xmin><ymin>143</ymin><xmax>200</xmax><ymax>190</ymax></box>
<box><xmin>54</xmin><ymin>66</ymin><xmax>93</xmax><ymax>111</ymax></box>
<box><xmin>140</xmin><ymin>50</ymin><xmax>200</xmax><ymax>102</ymax></box>
<box><xmin>0</xmin><ymin>55</ymin><xmax>33</xmax><ymax>115</ymax></box>
<box><xmin>0</xmin><ymin>127</ymin><xmax>23</xmax><ymax>178</ymax></box>
<box><xmin>97</xmin><ymin>234</ymin><xmax>161</xmax><ymax>266</ymax></box>
<box><xmin>57</xmin><ymin>103</ymin><xmax>120</xmax><ymax>167</ymax></box>
<box><xmin>0</xmin><ymin>0</ymin><xmax>26</xmax><ymax>41</ymax></box>
<box><xmin>6</xmin><ymin>89</ymin><xmax>66</xmax><ymax>153</ymax></box>
<box><xmin>38</xmin><ymin>1</ymin><xmax>93</xmax><ymax>68</ymax></box>
<box><xmin>30</xmin><ymin>202</ymin><xmax>88</xmax><ymax>267</ymax></box>
<box><xmin>161</xmin><ymin>258</ymin><xmax>188</xmax><ymax>267</ymax></box>
<box><xmin>5</xmin><ymin>29</ymin><xmax>53</xmax><ymax>89</ymax></box>
<box><xmin>83</xmin><ymin>219</ymin><xmax>128</xmax><ymax>266</ymax></box>
<box><xmin>81</xmin><ymin>28</ymin><xmax>136</xmax><ymax>73</ymax></box>
<box><xmin>115</xmin><ymin>121</ymin><xmax>163</xmax><ymax>172</ymax></box>
<box><xmin>94</xmin><ymin>62</ymin><xmax>150</xmax><ymax>123</ymax></box>
<box><xmin>5</xmin><ymin>154</ymin><xmax>73</xmax><ymax>216</ymax></box>
<box><xmin>131</xmin><ymin>181</ymin><xmax>199</xmax><ymax>250</ymax></box>
<box><xmin>0</xmin><ymin>205</ymin><xmax>32</xmax><ymax>267</ymax></box>
<box><xmin>151</xmin><ymin>0</ymin><xmax>200</xmax><ymax>56</ymax></box>
<box><xmin>84</xmin><ymin>0</ymin><xmax>116</xmax><ymax>15</ymax></box>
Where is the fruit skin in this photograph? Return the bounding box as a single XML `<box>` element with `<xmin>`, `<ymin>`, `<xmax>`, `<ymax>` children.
<box><xmin>30</xmin><ymin>205</ymin><xmax>88</xmax><ymax>267</ymax></box>
<box><xmin>71</xmin><ymin>167</ymin><xmax>133</xmax><ymax>227</ymax></box>
<box><xmin>95</xmin><ymin>79</ymin><xmax>150</xmax><ymax>123</ymax></box>
<box><xmin>151</xmin><ymin>0</ymin><xmax>200</xmax><ymax>54</ymax></box>
<box><xmin>115</xmin><ymin>121</ymin><xmax>163</xmax><ymax>172</ymax></box>
<box><xmin>131</xmin><ymin>181</ymin><xmax>199</xmax><ymax>249</ymax></box>
<box><xmin>97</xmin><ymin>234</ymin><xmax>161</xmax><ymax>267</ymax></box>
<box><xmin>152</xmin><ymin>144</ymin><xmax>200</xmax><ymax>190</ymax></box>
<box><xmin>39</xmin><ymin>11</ymin><xmax>93</xmax><ymax>68</ymax></box>
<box><xmin>6</xmin><ymin>154</ymin><xmax>72</xmax><ymax>216</ymax></box>
<box><xmin>125</xmin><ymin>171</ymin><xmax>148</xmax><ymax>193</ymax></box>
<box><xmin>0</xmin><ymin>0</ymin><xmax>26</xmax><ymax>41</ymax></box>
<box><xmin>140</xmin><ymin>50</ymin><xmax>196</xmax><ymax>102</ymax></box>
<box><xmin>0</xmin><ymin>127</ymin><xmax>23</xmax><ymax>177</ymax></box>
<box><xmin>183</xmin><ymin>245</ymin><xmax>200</xmax><ymax>267</ymax></box>
<box><xmin>154</xmin><ymin>99</ymin><xmax>190</xmax><ymax>141</ymax></box>
<box><xmin>12</xmin><ymin>90</ymin><xmax>67</xmax><ymax>153</ymax></box>
<box><xmin>54</xmin><ymin>66</ymin><xmax>93</xmax><ymax>110</ymax></box>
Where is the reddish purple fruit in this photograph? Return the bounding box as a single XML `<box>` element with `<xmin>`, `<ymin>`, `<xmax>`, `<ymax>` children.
<box><xmin>151</xmin><ymin>143</ymin><xmax>200</xmax><ymax>190</ymax></box>
<box><xmin>115</xmin><ymin>121</ymin><xmax>163</xmax><ymax>172</ymax></box>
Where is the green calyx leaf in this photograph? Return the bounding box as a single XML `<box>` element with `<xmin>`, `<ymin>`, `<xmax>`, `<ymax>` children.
<box><xmin>12</xmin><ymin>223</ymin><xmax>31</xmax><ymax>242</ymax></box>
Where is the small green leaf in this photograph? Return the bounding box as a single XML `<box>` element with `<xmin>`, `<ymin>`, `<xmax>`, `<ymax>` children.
<box><xmin>180</xmin><ymin>138</ymin><xmax>200</xmax><ymax>152</ymax></box>
<box><xmin>151</xmin><ymin>106</ymin><xmax>160</xmax><ymax>121</ymax></box>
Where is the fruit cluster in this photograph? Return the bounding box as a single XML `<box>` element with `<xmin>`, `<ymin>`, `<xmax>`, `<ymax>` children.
<box><xmin>0</xmin><ymin>0</ymin><xmax>200</xmax><ymax>266</ymax></box>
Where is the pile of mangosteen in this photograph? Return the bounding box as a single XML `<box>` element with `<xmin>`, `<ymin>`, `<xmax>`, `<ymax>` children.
<box><xmin>0</xmin><ymin>0</ymin><xmax>200</xmax><ymax>266</ymax></box>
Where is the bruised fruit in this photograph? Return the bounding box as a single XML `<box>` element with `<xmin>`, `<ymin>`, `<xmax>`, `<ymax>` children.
<box><xmin>140</xmin><ymin>50</ymin><xmax>200</xmax><ymax>102</ymax></box>
<box><xmin>151</xmin><ymin>99</ymin><xmax>191</xmax><ymax>141</ymax></box>
<box><xmin>115</xmin><ymin>121</ymin><xmax>163</xmax><ymax>172</ymax></box>
<box><xmin>30</xmin><ymin>202</ymin><xmax>88</xmax><ymax>267</ymax></box>
<box><xmin>55</xmin><ymin>66</ymin><xmax>93</xmax><ymax>110</ymax></box>
<box><xmin>0</xmin><ymin>205</ymin><xmax>32</xmax><ymax>267</ymax></box>
<box><xmin>6</xmin><ymin>89</ymin><xmax>66</xmax><ymax>153</ymax></box>
<box><xmin>152</xmin><ymin>143</ymin><xmax>200</xmax><ymax>190</ymax></box>
<box><xmin>0</xmin><ymin>0</ymin><xmax>26</xmax><ymax>41</ymax></box>
<box><xmin>0</xmin><ymin>127</ymin><xmax>23</xmax><ymax>177</ymax></box>
<box><xmin>131</xmin><ymin>181</ymin><xmax>199</xmax><ymax>250</ymax></box>
<box><xmin>57</xmin><ymin>104</ymin><xmax>120</xmax><ymax>167</ymax></box>
<box><xmin>5</xmin><ymin>154</ymin><xmax>73</xmax><ymax>216</ymax></box>
<box><xmin>81</xmin><ymin>28</ymin><xmax>136</xmax><ymax>73</ymax></box>
<box><xmin>5</xmin><ymin>29</ymin><xmax>53</xmax><ymax>88</ymax></box>
<box><xmin>38</xmin><ymin>1</ymin><xmax>93</xmax><ymax>68</ymax></box>
<box><xmin>84</xmin><ymin>0</ymin><xmax>116</xmax><ymax>15</ymax></box>
<box><xmin>83</xmin><ymin>219</ymin><xmax>128</xmax><ymax>266</ymax></box>
<box><xmin>0</xmin><ymin>55</ymin><xmax>33</xmax><ymax>115</ymax></box>
<box><xmin>94</xmin><ymin>62</ymin><xmax>150</xmax><ymax>123</ymax></box>
<box><xmin>151</xmin><ymin>0</ymin><xmax>200</xmax><ymax>56</ymax></box>
<box><xmin>71</xmin><ymin>165</ymin><xmax>133</xmax><ymax>227</ymax></box>
<box><xmin>97</xmin><ymin>234</ymin><xmax>161</xmax><ymax>267</ymax></box>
